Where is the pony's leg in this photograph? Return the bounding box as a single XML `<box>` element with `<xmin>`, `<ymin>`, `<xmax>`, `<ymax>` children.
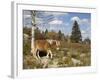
<box><xmin>42</xmin><ymin>61</ymin><xmax>48</xmax><ymax>68</ymax></box>
<box><xmin>37</xmin><ymin>50</ymin><xmax>41</xmax><ymax>60</ymax></box>
<box><xmin>47</xmin><ymin>50</ymin><xmax>53</xmax><ymax>59</ymax></box>
<box><xmin>31</xmin><ymin>48</ymin><xmax>39</xmax><ymax>60</ymax></box>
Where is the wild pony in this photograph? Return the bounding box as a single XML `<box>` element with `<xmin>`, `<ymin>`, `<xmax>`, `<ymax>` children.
<box><xmin>31</xmin><ymin>39</ymin><xmax>60</xmax><ymax>60</ymax></box>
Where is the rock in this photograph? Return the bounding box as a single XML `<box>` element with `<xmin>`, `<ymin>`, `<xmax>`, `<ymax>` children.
<box><xmin>24</xmin><ymin>34</ymin><xmax>29</xmax><ymax>40</ymax></box>
<box><xmin>40</xmin><ymin>56</ymin><xmax>50</xmax><ymax>68</ymax></box>
<box><xmin>80</xmin><ymin>53</ymin><xmax>86</xmax><ymax>58</ymax></box>
<box><xmin>71</xmin><ymin>58</ymin><xmax>82</xmax><ymax>66</ymax></box>
<box><xmin>48</xmin><ymin>58</ymin><xmax>59</xmax><ymax>68</ymax></box>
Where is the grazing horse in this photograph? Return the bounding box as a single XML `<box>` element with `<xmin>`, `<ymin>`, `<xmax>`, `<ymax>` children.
<box><xmin>31</xmin><ymin>39</ymin><xmax>60</xmax><ymax>68</ymax></box>
<box><xmin>31</xmin><ymin>39</ymin><xmax>60</xmax><ymax>61</ymax></box>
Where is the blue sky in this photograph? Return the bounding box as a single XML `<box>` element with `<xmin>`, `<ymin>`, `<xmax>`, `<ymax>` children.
<box><xmin>23</xmin><ymin>10</ymin><xmax>91</xmax><ymax>40</ymax></box>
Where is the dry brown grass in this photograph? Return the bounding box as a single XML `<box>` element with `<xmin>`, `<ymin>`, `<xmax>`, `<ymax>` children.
<box><xmin>23</xmin><ymin>40</ymin><xmax>91</xmax><ymax>69</ymax></box>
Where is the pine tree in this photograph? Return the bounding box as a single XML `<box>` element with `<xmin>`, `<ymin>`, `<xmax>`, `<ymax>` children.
<box><xmin>70</xmin><ymin>21</ymin><xmax>82</xmax><ymax>43</ymax></box>
<box><xmin>84</xmin><ymin>37</ymin><xmax>91</xmax><ymax>44</ymax></box>
<box><xmin>45</xmin><ymin>29</ymin><xmax>48</xmax><ymax>39</ymax></box>
<box><xmin>58</xmin><ymin>30</ymin><xmax>62</xmax><ymax>40</ymax></box>
<box><xmin>45</xmin><ymin>29</ymin><xmax>48</xmax><ymax>34</ymax></box>
<box><xmin>34</xmin><ymin>27</ymin><xmax>41</xmax><ymax>40</ymax></box>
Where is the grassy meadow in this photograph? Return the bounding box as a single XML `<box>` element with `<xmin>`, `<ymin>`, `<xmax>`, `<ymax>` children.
<box><xmin>23</xmin><ymin>27</ymin><xmax>91</xmax><ymax>69</ymax></box>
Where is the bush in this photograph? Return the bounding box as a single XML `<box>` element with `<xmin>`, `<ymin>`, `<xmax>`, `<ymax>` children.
<box><xmin>23</xmin><ymin>37</ymin><xmax>31</xmax><ymax>55</ymax></box>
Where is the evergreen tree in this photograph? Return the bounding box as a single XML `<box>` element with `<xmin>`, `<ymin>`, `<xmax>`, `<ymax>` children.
<box><xmin>45</xmin><ymin>29</ymin><xmax>48</xmax><ymax>34</ymax></box>
<box><xmin>45</xmin><ymin>29</ymin><xmax>48</xmax><ymax>39</ymax></box>
<box><xmin>84</xmin><ymin>37</ymin><xmax>91</xmax><ymax>44</ymax></box>
<box><xmin>34</xmin><ymin>27</ymin><xmax>41</xmax><ymax>40</ymax></box>
<box><xmin>70</xmin><ymin>21</ymin><xmax>82</xmax><ymax>43</ymax></box>
<box><xmin>58</xmin><ymin>30</ymin><xmax>62</xmax><ymax>40</ymax></box>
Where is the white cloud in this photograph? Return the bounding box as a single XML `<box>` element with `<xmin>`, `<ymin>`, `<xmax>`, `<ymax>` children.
<box><xmin>44</xmin><ymin>12</ymin><xmax>68</xmax><ymax>16</ymax></box>
<box><xmin>71</xmin><ymin>16</ymin><xmax>90</xmax><ymax>25</ymax></box>
<box><xmin>81</xmin><ymin>30</ymin><xmax>86</xmax><ymax>34</ymax></box>
<box><xmin>81</xmin><ymin>29</ymin><xmax>91</xmax><ymax>40</ymax></box>
<box><xmin>71</xmin><ymin>16</ymin><xmax>80</xmax><ymax>23</ymax></box>
<box><xmin>35</xmin><ymin>17</ymin><xmax>44</xmax><ymax>24</ymax></box>
<box><xmin>49</xmin><ymin>19</ymin><xmax>63</xmax><ymax>25</ymax></box>
<box><xmin>81</xmin><ymin>18</ymin><xmax>89</xmax><ymax>24</ymax></box>
<box><xmin>24</xmin><ymin>14</ymin><xmax>31</xmax><ymax>18</ymax></box>
<box><xmin>82</xmin><ymin>19</ymin><xmax>88</xmax><ymax>22</ymax></box>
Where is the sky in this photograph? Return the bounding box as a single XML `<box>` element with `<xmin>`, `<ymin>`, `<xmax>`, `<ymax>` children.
<box><xmin>23</xmin><ymin>10</ymin><xmax>91</xmax><ymax>40</ymax></box>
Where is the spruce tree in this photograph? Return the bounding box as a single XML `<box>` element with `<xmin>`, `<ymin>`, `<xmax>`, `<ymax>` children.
<box><xmin>45</xmin><ymin>29</ymin><xmax>48</xmax><ymax>39</ymax></box>
<box><xmin>45</xmin><ymin>29</ymin><xmax>48</xmax><ymax>34</ymax></box>
<box><xmin>58</xmin><ymin>30</ymin><xmax>62</xmax><ymax>40</ymax></box>
<box><xmin>70</xmin><ymin>21</ymin><xmax>82</xmax><ymax>43</ymax></box>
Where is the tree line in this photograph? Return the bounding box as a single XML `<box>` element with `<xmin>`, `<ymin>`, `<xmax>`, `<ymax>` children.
<box><xmin>23</xmin><ymin>20</ymin><xmax>91</xmax><ymax>44</ymax></box>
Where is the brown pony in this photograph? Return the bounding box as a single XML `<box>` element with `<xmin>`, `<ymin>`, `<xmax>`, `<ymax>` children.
<box><xmin>31</xmin><ymin>39</ymin><xmax>60</xmax><ymax>60</ymax></box>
